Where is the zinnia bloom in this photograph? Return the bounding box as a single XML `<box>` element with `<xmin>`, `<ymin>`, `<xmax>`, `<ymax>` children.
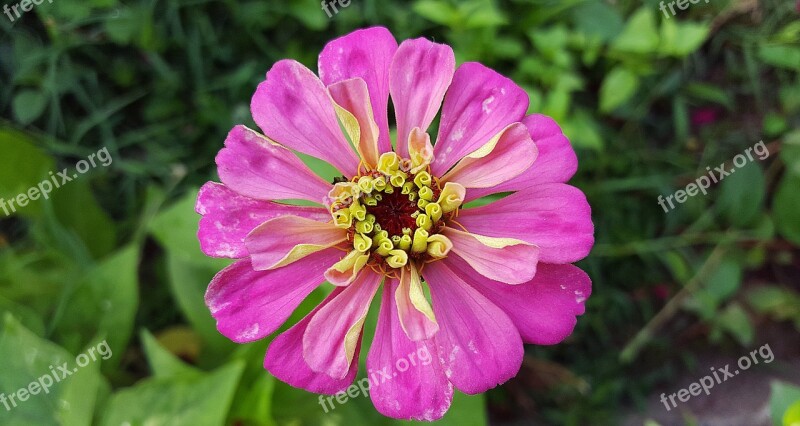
<box><xmin>197</xmin><ymin>26</ymin><xmax>594</xmax><ymax>421</ymax></box>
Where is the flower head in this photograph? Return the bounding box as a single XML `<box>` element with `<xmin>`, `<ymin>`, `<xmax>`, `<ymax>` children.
<box><xmin>197</xmin><ymin>26</ymin><xmax>594</xmax><ymax>421</ymax></box>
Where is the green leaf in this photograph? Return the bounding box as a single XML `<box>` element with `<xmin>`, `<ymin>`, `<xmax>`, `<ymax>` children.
<box><xmin>0</xmin><ymin>314</ymin><xmax>103</xmax><ymax>426</ymax></box>
<box><xmin>166</xmin><ymin>254</ymin><xmax>234</xmax><ymax>353</ymax></box>
<box><xmin>47</xmin><ymin>180</ymin><xmax>117</xmax><ymax>259</ymax></box>
<box><xmin>704</xmin><ymin>258</ymin><xmax>742</xmax><ymax>305</ymax></box>
<box><xmin>770</xmin><ymin>381</ymin><xmax>800</xmax><ymax>426</ymax></box>
<box><xmin>100</xmin><ymin>361</ymin><xmax>244</xmax><ymax>426</ymax></box>
<box><xmin>660</xmin><ymin>20</ymin><xmax>709</xmax><ymax>57</ymax></box>
<box><xmin>774</xmin><ymin>173</ymin><xmax>800</xmax><ymax>245</ymax></box>
<box><xmin>149</xmin><ymin>189</ymin><xmax>210</xmax><ymax>264</ymax></box>
<box><xmin>780</xmin><ymin>130</ymin><xmax>800</xmax><ymax>177</ymax></box>
<box><xmin>610</xmin><ymin>8</ymin><xmax>659</xmax><ymax>54</ymax></box>
<box><xmin>600</xmin><ymin>67</ymin><xmax>640</xmax><ymax>112</ymax></box>
<box><xmin>784</xmin><ymin>400</ymin><xmax>800</xmax><ymax>426</ymax></box>
<box><xmin>52</xmin><ymin>246</ymin><xmax>139</xmax><ymax>371</ymax></box>
<box><xmin>715</xmin><ymin>303</ymin><xmax>753</xmax><ymax>346</ymax></box>
<box><xmin>758</xmin><ymin>44</ymin><xmax>800</xmax><ymax>70</ymax></box>
<box><xmin>140</xmin><ymin>329</ymin><xmax>201</xmax><ymax>379</ymax></box>
<box><xmin>413</xmin><ymin>0</ymin><xmax>459</xmax><ymax>26</ymax></box>
<box><xmin>12</xmin><ymin>90</ymin><xmax>47</xmax><ymax>125</ymax></box>
<box><xmin>0</xmin><ymin>128</ymin><xmax>55</xmax><ymax>218</ymax></box>
<box><xmin>716</xmin><ymin>162</ymin><xmax>766</xmax><ymax>227</ymax></box>
<box><xmin>570</xmin><ymin>1</ymin><xmax>623</xmax><ymax>41</ymax></box>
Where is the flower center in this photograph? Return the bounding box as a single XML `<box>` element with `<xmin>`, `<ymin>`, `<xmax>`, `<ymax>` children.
<box><xmin>327</xmin><ymin>152</ymin><xmax>458</xmax><ymax>272</ymax></box>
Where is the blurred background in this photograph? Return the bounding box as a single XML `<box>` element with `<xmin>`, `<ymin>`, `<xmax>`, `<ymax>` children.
<box><xmin>1</xmin><ymin>0</ymin><xmax>799</xmax><ymax>425</ymax></box>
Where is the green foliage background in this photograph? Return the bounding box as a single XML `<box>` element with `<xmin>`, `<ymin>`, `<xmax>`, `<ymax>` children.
<box><xmin>0</xmin><ymin>0</ymin><xmax>799</xmax><ymax>424</ymax></box>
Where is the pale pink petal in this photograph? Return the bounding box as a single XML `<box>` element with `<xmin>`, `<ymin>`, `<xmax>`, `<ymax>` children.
<box><xmin>215</xmin><ymin>125</ymin><xmax>332</xmax><ymax>203</ymax></box>
<box><xmin>329</xmin><ymin>78</ymin><xmax>381</xmax><ymax>167</ymax></box>
<box><xmin>431</xmin><ymin>62</ymin><xmax>529</xmax><ymax>176</ymax></box>
<box><xmin>444</xmin><ymin>256</ymin><xmax>591</xmax><ymax>345</ymax></box>
<box><xmin>390</xmin><ymin>38</ymin><xmax>455</xmax><ymax>158</ymax></box>
<box><xmin>319</xmin><ymin>26</ymin><xmax>397</xmax><ymax>154</ymax></box>
<box><xmin>367</xmin><ymin>278</ymin><xmax>452</xmax><ymax>420</ymax></box>
<box><xmin>196</xmin><ymin>182</ymin><xmax>330</xmax><ymax>259</ymax></box>
<box><xmin>245</xmin><ymin>216</ymin><xmax>346</xmax><ymax>270</ymax></box>
<box><xmin>264</xmin><ymin>288</ymin><xmax>361</xmax><ymax>394</ymax></box>
<box><xmin>457</xmin><ymin>184</ymin><xmax>594</xmax><ymax>263</ymax></box>
<box><xmin>441</xmin><ymin>122</ymin><xmax>537</xmax><ymax>189</ymax></box>
<box><xmin>251</xmin><ymin>59</ymin><xmax>359</xmax><ymax>175</ymax></box>
<box><xmin>205</xmin><ymin>250</ymin><xmax>341</xmax><ymax>343</ymax></box>
<box><xmin>395</xmin><ymin>266</ymin><xmax>438</xmax><ymax>341</ymax></box>
<box><xmin>441</xmin><ymin>227</ymin><xmax>539</xmax><ymax>285</ymax></box>
<box><xmin>303</xmin><ymin>270</ymin><xmax>382</xmax><ymax>379</ymax></box>
<box><xmin>423</xmin><ymin>261</ymin><xmax>523</xmax><ymax>394</ymax></box>
<box><xmin>466</xmin><ymin>114</ymin><xmax>577</xmax><ymax>201</ymax></box>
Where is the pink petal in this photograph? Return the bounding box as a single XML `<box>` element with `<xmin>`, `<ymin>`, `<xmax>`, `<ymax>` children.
<box><xmin>466</xmin><ymin>114</ymin><xmax>577</xmax><ymax>201</ymax></box>
<box><xmin>389</xmin><ymin>38</ymin><xmax>455</xmax><ymax>158</ymax></box>
<box><xmin>328</xmin><ymin>78</ymin><xmax>381</xmax><ymax>167</ymax></box>
<box><xmin>457</xmin><ymin>184</ymin><xmax>594</xmax><ymax>264</ymax></box>
<box><xmin>447</xmin><ymin>255</ymin><xmax>591</xmax><ymax>345</ymax></box>
<box><xmin>441</xmin><ymin>227</ymin><xmax>539</xmax><ymax>285</ymax></box>
<box><xmin>431</xmin><ymin>62</ymin><xmax>529</xmax><ymax>176</ymax></box>
<box><xmin>251</xmin><ymin>60</ymin><xmax>359</xmax><ymax>175</ymax></box>
<box><xmin>196</xmin><ymin>182</ymin><xmax>330</xmax><ymax>258</ymax></box>
<box><xmin>264</xmin><ymin>288</ymin><xmax>361</xmax><ymax>394</ymax></box>
<box><xmin>205</xmin><ymin>250</ymin><xmax>341</xmax><ymax>343</ymax></box>
<box><xmin>245</xmin><ymin>216</ymin><xmax>346</xmax><ymax>270</ymax></box>
<box><xmin>395</xmin><ymin>268</ymin><xmax>439</xmax><ymax>341</ymax></box>
<box><xmin>367</xmin><ymin>279</ymin><xmax>453</xmax><ymax>420</ymax></box>
<box><xmin>303</xmin><ymin>270</ymin><xmax>382</xmax><ymax>379</ymax></box>
<box><xmin>215</xmin><ymin>125</ymin><xmax>332</xmax><ymax>203</ymax></box>
<box><xmin>423</xmin><ymin>260</ymin><xmax>523</xmax><ymax>394</ymax></box>
<box><xmin>441</xmin><ymin>122</ymin><xmax>537</xmax><ymax>189</ymax></box>
<box><xmin>319</xmin><ymin>26</ymin><xmax>397</xmax><ymax>154</ymax></box>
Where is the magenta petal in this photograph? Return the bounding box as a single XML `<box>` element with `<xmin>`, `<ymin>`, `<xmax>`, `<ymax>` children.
<box><xmin>215</xmin><ymin>125</ymin><xmax>332</xmax><ymax>203</ymax></box>
<box><xmin>319</xmin><ymin>26</ymin><xmax>398</xmax><ymax>154</ymax></box>
<box><xmin>303</xmin><ymin>270</ymin><xmax>382</xmax><ymax>379</ymax></box>
<box><xmin>444</xmin><ymin>256</ymin><xmax>591</xmax><ymax>345</ymax></box>
<box><xmin>367</xmin><ymin>279</ymin><xmax>453</xmax><ymax>420</ymax></box>
<box><xmin>466</xmin><ymin>114</ymin><xmax>577</xmax><ymax>201</ymax></box>
<box><xmin>196</xmin><ymin>182</ymin><xmax>330</xmax><ymax>259</ymax></box>
<box><xmin>423</xmin><ymin>261</ymin><xmax>523</xmax><ymax>394</ymax></box>
<box><xmin>389</xmin><ymin>37</ymin><xmax>455</xmax><ymax>158</ymax></box>
<box><xmin>205</xmin><ymin>250</ymin><xmax>341</xmax><ymax>343</ymax></box>
<box><xmin>442</xmin><ymin>227</ymin><xmax>539</xmax><ymax>285</ymax></box>
<box><xmin>245</xmin><ymin>216</ymin><xmax>346</xmax><ymax>270</ymax></box>
<box><xmin>251</xmin><ymin>59</ymin><xmax>359</xmax><ymax>176</ymax></box>
<box><xmin>431</xmin><ymin>62</ymin><xmax>529</xmax><ymax>176</ymax></box>
<box><xmin>458</xmin><ymin>184</ymin><xmax>594</xmax><ymax>263</ymax></box>
<box><xmin>264</xmin><ymin>288</ymin><xmax>361</xmax><ymax>394</ymax></box>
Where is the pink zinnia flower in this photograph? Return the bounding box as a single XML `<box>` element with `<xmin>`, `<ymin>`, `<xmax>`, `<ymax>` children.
<box><xmin>197</xmin><ymin>27</ymin><xmax>594</xmax><ymax>420</ymax></box>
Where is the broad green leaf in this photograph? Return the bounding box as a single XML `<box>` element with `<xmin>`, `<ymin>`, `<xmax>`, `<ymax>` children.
<box><xmin>771</xmin><ymin>381</ymin><xmax>800</xmax><ymax>426</ymax></box>
<box><xmin>149</xmin><ymin>189</ymin><xmax>213</xmax><ymax>264</ymax></box>
<box><xmin>660</xmin><ymin>20</ymin><xmax>709</xmax><ymax>57</ymax></box>
<box><xmin>780</xmin><ymin>130</ymin><xmax>800</xmax><ymax>177</ymax></box>
<box><xmin>570</xmin><ymin>1</ymin><xmax>623</xmax><ymax>41</ymax></box>
<box><xmin>758</xmin><ymin>45</ymin><xmax>800</xmax><ymax>70</ymax></box>
<box><xmin>0</xmin><ymin>128</ymin><xmax>55</xmax><ymax>218</ymax></box>
<box><xmin>47</xmin><ymin>180</ymin><xmax>117</xmax><ymax>259</ymax></box>
<box><xmin>166</xmin><ymin>253</ymin><xmax>234</xmax><ymax>353</ymax></box>
<box><xmin>774</xmin><ymin>173</ymin><xmax>800</xmax><ymax>245</ymax></box>
<box><xmin>0</xmin><ymin>314</ymin><xmax>102</xmax><ymax>426</ymax></box>
<box><xmin>715</xmin><ymin>303</ymin><xmax>753</xmax><ymax>346</ymax></box>
<box><xmin>703</xmin><ymin>257</ymin><xmax>742</xmax><ymax>305</ymax></box>
<box><xmin>413</xmin><ymin>0</ymin><xmax>460</xmax><ymax>26</ymax></box>
<box><xmin>610</xmin><ymin>8</ymin><xmax>659</xmax><ymax>54</ymax></box>
<box><xmin>784</xmin><ymin>400</ymin><xmax>800</xmax><ymax>426</ymax></box>
<box><xmin>12</xmin><ymin>90</ymin><xmax>47</xmax><ymax>125</ymax></box>
<box><xmin>52</xmin><ymin>246</ymin><xmax>139</xmax><ymax>371</ymax></box>
<box><xmin>600</xmin><ymin>67</ymin><xmax>640</xmax><ymax>112</ymax></box>
<box><xmin>140</xmin><ymin>329</ymin><xmax>201</xmax><ymax>379</ymax></box>
<box><xmin>716</xmin><ymin>162</ymin><xmax>766</xmax><ymax>227</ymax></box>
<box><xmin>100</xmin><ymin>361</ymin><xmax>244</xmax><ymax>426</ymax></box>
